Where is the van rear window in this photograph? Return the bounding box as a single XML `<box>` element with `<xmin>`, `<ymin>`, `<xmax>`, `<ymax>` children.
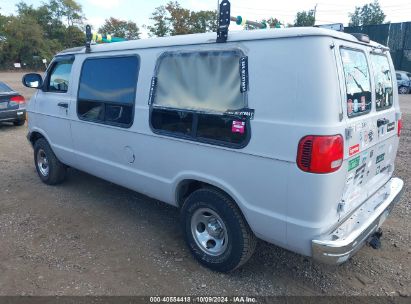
<box><xmin>370</xmin><ymin>54</ymin><xmax>393</xmax><ymax>110</ymax></box>
<box><xmin>340</xmin><ymin>48</ymin><xmax>372</xmax><ymax>117</ymax></box>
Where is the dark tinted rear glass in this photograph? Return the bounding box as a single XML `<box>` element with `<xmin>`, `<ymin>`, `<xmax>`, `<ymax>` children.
<box><xmin>79</xmin><ymin>56</ymin><xmax>139</xmax><ymax>104</ymax></box>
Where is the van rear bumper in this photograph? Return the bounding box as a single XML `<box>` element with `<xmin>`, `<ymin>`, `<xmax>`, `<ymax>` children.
<box><xmin>312</xmin><ymin>177</ymin><xmax>404</xmax><ymax>265</ymax></box>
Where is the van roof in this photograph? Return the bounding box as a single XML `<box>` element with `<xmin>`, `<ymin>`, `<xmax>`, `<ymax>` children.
<box><xmin>58</xmin><ymin>27</ymin><xmax>386</xmax><ymax>56</ymax></box>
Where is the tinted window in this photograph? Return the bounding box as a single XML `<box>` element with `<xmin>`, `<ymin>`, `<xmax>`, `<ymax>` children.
<box><xmin>370</xmin><ymin>54</ymin><xmax>393</xmax><ymax>110</ymax></box>
<box><xmin>78</xmin><ymin>56</ymin><xmax>139</xmax><ymax>127</ymax></box>
<box><xmin>0</xmin><ymin>82</ymin><xmax>13</xmax><ymax>93</ymax></box>
<box><xmin>151</xmin><ymin>109</ymin><xmax>193</xmax><ymax>136</ymax></box>
<box><xmin>197</xmin><ymin>114</ymin><xmax>248</xmax><ymax>144</ymax></box>
<box><xmin>341</xmin><ymin>48</ymin><xmax>372</xmax><ymax>117</ymax></box>
<box><xmin>396</xmin><ymin>73</ymin><xmax>401</xmax><ymax>80</ymax></box>
<box><xmin>48</xmin><ymin>59</ymin><xmax>73</xmax><ymax>93</ymax></box>
<box><xmin>79</xmin><ymin>56</ymin><xmax>138</xmax><ymax>103</ymax></box>
<box><xmin>150</xmin><ymin>50</ymin><xmax>250</xmax><ymax>148</ymax></box>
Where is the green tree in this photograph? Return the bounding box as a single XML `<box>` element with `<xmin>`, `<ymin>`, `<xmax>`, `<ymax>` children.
<box><xmin>189</xmin><ymin>10</ymin><xmax>217</xmax><ymax>33</ymax></box>
<box><xmin>294</xmin><ymin>10</ymin><xmax>315</xmax><ymax>27</ymax></box>
<box><xmin>0</xmin><ymin>16</ymin><xmax>57</xmax><ymax>69</ymax></box>
<box><xmin>99</xmin><ymin>17</ymin><xmax>141</xmax><ymax>40</ymax></box>
<box><xmin>349</xmin><ymin>0</ymin><xmax>386</xmax><ymax>26</ymax></box>
<box><xmin>49</xmin><ymin>0</ymin><xmax>84</xmax><ymax>26</ymax></box>
<box><xmin>166</xmin><ymin>1</ymin><xmax>191</xmax><ymax>35</ymax></box>
<box><xmin>146</xmin><ymin>1</ymin><xmax>217</xmax><ymax>37</ymax></box>
<box><xmin>17</xmin><ymin>0</ymin><xmax>84</xmax><ymax>47</ymax></box>
<box><xmin>16</xmin><ymin>2</ymin><xmax>63</xmax><ymax>41</ymax></box>
<box><xmin>146</xmin><ymin>5</ymin><xmax>169</xmax><ymax>37</ymax></box>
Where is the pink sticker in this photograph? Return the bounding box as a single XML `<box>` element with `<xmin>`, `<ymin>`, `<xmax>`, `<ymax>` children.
<box><xmin>361</xmin><ymin>96</ymin><xmax>366</xmax><ymax>111</ymax></box>
<box><xmin>348</xmin><ymin>99</ymin><xmax>353</xmax><ymax>115</ymax></box>
<box><xmin>232</xmin><ymin>121</ymin><xmax>245</xmax><ymax>134</ymax></box>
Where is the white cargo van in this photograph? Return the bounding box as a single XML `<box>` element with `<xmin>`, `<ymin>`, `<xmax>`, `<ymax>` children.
<box><xmin>23</xmin><ymin>25</ymin><xmax>403</xmax><ymax>272</ymax></box>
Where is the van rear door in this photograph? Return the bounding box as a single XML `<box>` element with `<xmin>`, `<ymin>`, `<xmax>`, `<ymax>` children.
<box><xmin>340</xmin><ymin>47</ymin><xmax>399</xmax><ymax>215</ymax></box>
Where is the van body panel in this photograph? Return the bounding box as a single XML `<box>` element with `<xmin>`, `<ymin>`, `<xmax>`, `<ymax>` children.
<box><xmin>27</xmin><ymin>28</ymin><xmax>403</xmax><ymax>262</ymax></box>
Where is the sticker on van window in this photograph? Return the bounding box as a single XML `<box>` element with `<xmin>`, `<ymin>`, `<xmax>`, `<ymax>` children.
<box><xmin>239</xmin><ymin>56</ymin><xmax>249</xmax><ymax>93</ymax></box>
<box><xmin>225</xmin><ymin>108</ymin><xmax>255</xmax><ymax>120</ymax></box>
<box><xmin>347</xmin><ymin>99</ymin><xmax>353</xmax><ymax>115</ymax></box>
<box><xmin>148</xmin><ymin>77</ymin><xmax>158</xmax><ymax>105</ymax></box>
<box><xmin>232</xmin><ymin>120</ymin><xmax>245</xmax><ymax>134</ymax></box>
<box><xmin>376</xmin><ymin>153</ymin><xmax>385</xmax><ymax>164</ymax></box>
<box><xmin>353</xmin><ymin>99</ymin><xmax>359</xmax><ymax>112</ymax></box>
<box><xmin>348</xmin><ymin>156</ymin><xmax>360</xmax><ymax>171</ymax></box>
<box><xmin>387</xmin><ymin>122</ymin><xmax>395</xmax><ymax>132</ymax></box>
<box><xmin>349</xmin><ymin>144</ymin><xmax>360</xmax><ymax>156</ymax></box>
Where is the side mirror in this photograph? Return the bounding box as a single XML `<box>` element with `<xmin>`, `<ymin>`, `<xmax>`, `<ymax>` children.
<box><xmin>22</xmin><ymin>73</ymin><xmax>43</xmax><ymax>89</ymax></box>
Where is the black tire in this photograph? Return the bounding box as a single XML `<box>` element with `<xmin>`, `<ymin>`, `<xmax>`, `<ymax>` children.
<box><xmin>399</xmin><ymin>86</ymin><xmax>408</xmax><ymax>94</ymax></box>
<box><xmin>33</xmin><ymin>138</ymin><xmax>66</xmax><ymax>185</ymax></box>
<box><xmin>181</xmin><ymin>187</ymin><xmax>257</xmax><ymax>272</ymax></box>
<box><xmin>13</xmin><ymin>119</ymin><xmax>25</xmax><ymax>126</ymax></box>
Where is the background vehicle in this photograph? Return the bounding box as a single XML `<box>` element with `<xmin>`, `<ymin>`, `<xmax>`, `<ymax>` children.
<box><xmin>0</xmin><ymin>81</ymin><xmax>26</xmax><ymax>126</ymax></box>
<box><xmin>396</xmin><ymin>70</ymin><xmax>411</xmax><ymax>94</ymax></box>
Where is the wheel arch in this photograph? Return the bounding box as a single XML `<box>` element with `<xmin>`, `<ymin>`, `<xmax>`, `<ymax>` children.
<box><xmin>174</xmin><ymin>175</ymin><xmax>251</xmax><ymax>226</ymax></box>
<box><xmin>28</xmin><ymin>128</ymin><xmax>50</xmax><ymax>147</ymax></box>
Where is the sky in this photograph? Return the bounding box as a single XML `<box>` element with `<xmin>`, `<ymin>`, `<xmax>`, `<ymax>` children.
<box><xmin>1</xmin><ymin>0</ymin><xmax>411</xmax><ymax>37</ymax></box>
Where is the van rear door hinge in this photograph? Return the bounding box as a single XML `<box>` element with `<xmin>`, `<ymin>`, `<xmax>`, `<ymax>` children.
<box><xmin>217</xmin><ymin>0</ymin><xmax>231</xmax><ymax>43</ymax></box>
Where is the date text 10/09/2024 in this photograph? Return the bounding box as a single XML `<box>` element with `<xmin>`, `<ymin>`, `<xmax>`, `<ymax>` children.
<box><xmin>149</xmin><ymin>297</ymin><xmax>258</xmax><ymax>303</ymax></box>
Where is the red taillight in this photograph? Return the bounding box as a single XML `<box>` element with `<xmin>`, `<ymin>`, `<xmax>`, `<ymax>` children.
<box><xmin>398</xmin><ymin>119</ymin><xmax>402</xmax><ymax>137</ymax></box>
<box><xmin>10</xmin><ymin>95</ymin><xmax>25</xmax><ymax>104</ymax></box>
<box><xmin>297</xmin><ymin>135</ymin><xmax>344</xmax><ymax>174</ymax></box>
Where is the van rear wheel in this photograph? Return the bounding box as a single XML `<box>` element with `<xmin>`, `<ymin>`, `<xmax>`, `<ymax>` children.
<box><xmin>34</xmin><ymin>138</ymin><xmax>67</xmax><ymax>185</ymax></box>
<box><xmin>181</xmin><ymin>188</ymin><xmax>256</xmax><ymax>272</ymax></box>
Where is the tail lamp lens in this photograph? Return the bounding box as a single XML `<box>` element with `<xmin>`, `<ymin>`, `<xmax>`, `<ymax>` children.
<box><xmin>398</xmin><ymin>119</ymin><xmax>402</xmax><ymax>137</ymax></box>
<box><xmin>10</xmin><ymin>95</ymin><xmax>26</xmax><ymax>106</ymax></box>
<box><xmin>297</xmin><ymin>135</ymin><xmax>344</xmax><ymax>174</ymax></box>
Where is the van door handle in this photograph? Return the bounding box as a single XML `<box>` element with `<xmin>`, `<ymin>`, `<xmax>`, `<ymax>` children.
<box><xmin>377</xmin><ymin>118</ymin><xmax>389</xmax><ymax>128</ymax></box>
<box><xmin>58</xmin><ymin>102</ymin><xmax>68</xmax><ymax>109</ymax></box>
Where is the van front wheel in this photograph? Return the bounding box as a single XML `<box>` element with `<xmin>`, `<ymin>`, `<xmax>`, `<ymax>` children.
<box><xmin>34</xmin><ymin>138</ymin><xmax>66</xmax><ymax>185</ymax></box>
<box><xmin>181</xmin><ymin>188</ymin><xmax>256</xmax><ymax>272</ymax></box>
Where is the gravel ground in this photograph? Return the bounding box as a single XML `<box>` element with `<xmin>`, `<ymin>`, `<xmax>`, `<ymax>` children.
<box><xmin>0</xmin><ymin>72</ymin><xmax>410</xmax><ymax>296</ymax></box>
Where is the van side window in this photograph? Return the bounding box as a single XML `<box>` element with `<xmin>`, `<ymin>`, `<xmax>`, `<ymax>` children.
<box><xmin>77</xmin><ymin>56</ymin><xmax>139</xmax><ymax>128</ymax></box>
<box><xmin>150</xmin><ymin>50</ymin><xmax>250</xmax><ymax>148</ymax></box>
<box><xmin>370</xmin><ymin>54</ymin><xmax>393</xmax><ymax>110</ymax></box>
<box><xmin>340</xmin><ymin>48</ymin><xmax>372</xmax><ymax>117</ymax></box>
<box><xmin>47</xmin><ymin>59</ymin><xmax>74</xmax><ymax>93</ymax></box>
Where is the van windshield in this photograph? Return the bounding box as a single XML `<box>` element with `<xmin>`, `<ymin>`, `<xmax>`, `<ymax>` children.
<box><xmin>341</xmin><ymin>48</ymin><xmax>372</xmax><ymax>117</ymax></box>
<box><xmin>370</xmin><ymin>53</ymin><xmax>393</xmax><ymax>110</ymax></box>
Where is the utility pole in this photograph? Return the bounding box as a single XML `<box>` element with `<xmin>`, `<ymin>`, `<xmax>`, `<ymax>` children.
<box><xmin>313</xmin><ymin>3</ymin><xmax>318</xmax><ymax>23</ymax></box>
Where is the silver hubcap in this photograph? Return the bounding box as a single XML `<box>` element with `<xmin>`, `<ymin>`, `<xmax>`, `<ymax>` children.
<box><xmin>37</xmin><ymin>149</ymin><xmax>49</xmax><ymax>176</ymax></box>
<box><xmin>399</xmin><ymin>87</ymin><xmax>407</xmax><ymax>94</ymax></box>
<box><xmin>191</xmin><ymin>208</ymin><xmax>228</xmax><ymax>256</ymax></box>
